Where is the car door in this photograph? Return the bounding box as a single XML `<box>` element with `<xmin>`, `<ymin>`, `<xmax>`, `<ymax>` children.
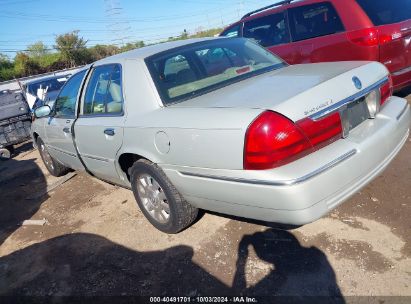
<box><xmin>287</xmin><ymin>1</ymin><xmax>351</xmax><ymax>63</ymax></box>
<box><xmin>74</xmin><ymin>64</ymin><xmax>125</xmax><ymax>183</ymax></box>
<box><xmin>242</xmin><ymin>10</ymin><xmax>295</xmax><ymax>64</ymax></box>
<box><xmin>44</xmin><ymin>70</ymin><xmax>87</xmax><ymax>170</ymax></box>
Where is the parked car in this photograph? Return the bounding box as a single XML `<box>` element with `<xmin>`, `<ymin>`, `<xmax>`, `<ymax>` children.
<box><xmin>0</xmin><ymin>89</ymin><xmax>31</xmax><ymax>159</ymax></box>
<box><xmin>31</xmin><ymin>37</ymin><xmax>410</xmax><ymax>233</ymax></box>
<box><xmin>23</xmin><ymin>74</ymin><xmax>71</xmax><ymax>109</ymax></box>
<box><xmin>220</xmin><ymin>0</ymin><xmax>411</xmax><ymax>92</ymax></box>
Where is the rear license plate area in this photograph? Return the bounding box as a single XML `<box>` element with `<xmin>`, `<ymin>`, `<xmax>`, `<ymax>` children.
<box><xmin>347</xmin><ymin>98</ymin><xmax>370</xmax><ymax>131</ymax></box>
<box><xmin>340</xmin><ymin>97</ymin><xmax>370</xmax><ymax>137</ymax></box>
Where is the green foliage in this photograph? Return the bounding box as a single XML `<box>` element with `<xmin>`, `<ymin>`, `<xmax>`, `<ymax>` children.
<box><xmin>36</xmin><ymin>53</ymin><xmax>62</xmax><ymax>69</ymax></box>
<box><xmin>0</xmin><ymin>27</ymin><xmax>223</xmax><ymax>81</ymax></box>
<box><xmin>0</xmin><ymin>53</ymin><xmax>14</xmax><ymax>81</ymax></box>
<box><xmin>0</xmin><ymin>67</ymin><xmax>15</xmax><ymax>81</ymax></box>
<box><xmin>26</xmin><ymin>41</ymin><xmax>49</xmax><ymax>58</ymax></box>
<box><xmin>190</xmin><ymin>28</ymin><xmax>222</xmax><ymax>38</ymax></box>
<box><xmin>119</xmin><ymin>41</ymin><xmax>145</xmax><ymax>53</ymax></box>
<box><xmin>54</xmin><ymin>30</ymin><xmax>88</xmax><ymax>68</ymax></box>
<box><xmin>14</xmin><ymin>52</ymin><xmax>42</xmax><ymax>77</ymax></box>
<box><xmin>89</xmin><ymin>44</ymin><xmax>120</xmax><ymax>61</ymax></box>
<box><xmin>167</xmin><ymin>28</ymin><xmax>222</xmax><ymax>42</ymax></box>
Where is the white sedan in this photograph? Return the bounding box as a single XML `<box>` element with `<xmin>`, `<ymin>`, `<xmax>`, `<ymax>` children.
<box><xmin>31</xmin><ymin>37</ymin><xmax>410</xmax><ymax>233</ymax></box>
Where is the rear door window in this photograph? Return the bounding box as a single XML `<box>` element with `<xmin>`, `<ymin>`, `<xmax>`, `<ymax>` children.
<box><xmin>288</xmin><ymin>2</ymin><xmax>345</xmax><ymax>42</ymax></box>
<box><xmin>356</xmin><ymin>0</ymin><xmax>411</xmax><ymax>26</ymax></box>
<box><xmin>243</xmin><ymin>12</ymin><xmax>290</xmax><ymax>47</ymax></box>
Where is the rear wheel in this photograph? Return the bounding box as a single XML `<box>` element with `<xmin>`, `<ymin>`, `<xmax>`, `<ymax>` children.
<box><xmin>130</xmin><ymin>159</ymin><xmax>198</xmax><ymax>234</ymax></box>
<box><xmin>37</xmin><ymin>138</ymin><xmax>70</xmax><ymax>177</ymax></box>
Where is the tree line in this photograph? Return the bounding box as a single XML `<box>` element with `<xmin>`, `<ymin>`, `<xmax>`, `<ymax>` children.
<box><xmin>0</xmin><ymin>28</ymin><xmax>222</xmax><ymax>82</ymax></box>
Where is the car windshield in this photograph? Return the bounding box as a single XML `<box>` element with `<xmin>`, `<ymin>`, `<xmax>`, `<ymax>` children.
<box><xmin>27</xmin><ymin>77</ymin><xmax>68</xmax><ymax>96</ymax></box>
<box><xmin>146</xmin><ymin>38</ymin><xmax>286</xmax><ymax>105</ymax></box>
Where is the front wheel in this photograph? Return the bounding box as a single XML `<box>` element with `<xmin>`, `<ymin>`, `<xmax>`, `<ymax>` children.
<box><xmin>130</xmin><ymin>159</ymin><xmax>198</xmax><ymax>234</ymax></box>
<box><xmin>37</xmin><ymin>138</ymin><xmax>70</xmax><ymax>177</ymax></box>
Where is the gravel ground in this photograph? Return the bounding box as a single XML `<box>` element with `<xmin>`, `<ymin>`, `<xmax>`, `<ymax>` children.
<box><xmin>0</xmin><ymin>93</ymin><xmax>410</xmax><ymax>299</ymax></box>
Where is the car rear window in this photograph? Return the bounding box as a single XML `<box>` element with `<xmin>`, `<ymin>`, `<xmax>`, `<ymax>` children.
<box><xmin>288</xmin><ymin>2</ymin><xmax>344</xmax><ymax>42</ymax></box>
<box><xmin>356</xmin><ymin>0</ymin><xmax>411</xmax><ymax>26</ymax></box>
<box><xmin>146</xmin><ymin>38</ymin><xmax>286</xmax><ymax>105</ymax></box>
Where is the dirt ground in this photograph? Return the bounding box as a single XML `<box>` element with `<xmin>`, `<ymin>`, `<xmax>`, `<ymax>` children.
<box><xmin>0</xmin><ymin>93</ymin><xmax>410</xmax><ymax>299</ymax></box>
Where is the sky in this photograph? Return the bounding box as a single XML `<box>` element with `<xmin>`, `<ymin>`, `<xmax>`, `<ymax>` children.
<box><xmin>0</xmin><ymin>0</ymin><xmax>280</xmax><ymax>58</ymax></box>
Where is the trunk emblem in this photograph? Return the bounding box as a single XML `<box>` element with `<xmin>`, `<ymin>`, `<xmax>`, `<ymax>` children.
<box><xmin>352</xmin><ymin>76</ymin><xmax>362</xmax><ymax>90</ymax></box>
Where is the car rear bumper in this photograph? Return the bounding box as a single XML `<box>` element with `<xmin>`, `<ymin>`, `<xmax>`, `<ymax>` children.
<box><xmin>161</xmin><ymin>97</ymin><xmax>410</xmax><ymax>225</ymax></box>
<box><xmin>392</xmin><ymin>65</ymin><xmax>411</xmax><ymax>91</ymax></box>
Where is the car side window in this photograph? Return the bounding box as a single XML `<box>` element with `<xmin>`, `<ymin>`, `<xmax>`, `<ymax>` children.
<box><xmin>83</xmin><ymin>64</ymin><xmax>123</xmax><ymax>115</ymax></box>
<box><xmin>53</xmin><ymin>70</ymin><xmax>86</xmax><ymax>118</ymax></box>
<box><xmin>243</xmin><ymin>12</ymin><xmax>290</xmax><ymax>47</ymax></box>
<box><xmin>288</xmin><ymin>2</ymin><xmax>345</xmax><ymax>42</ymax></box>
<box><xmin>221</xmin><ymin>25</ymin><xmax>241</xmax><ymax>38</ymax></box>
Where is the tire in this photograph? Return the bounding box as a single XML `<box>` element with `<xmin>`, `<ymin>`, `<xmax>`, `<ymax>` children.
<box><xmin>130</xmin><ymin>159</ymin><xmax>198</xmax><ymax>234</ymax></box>
<box><xmin>37</xmin><ymin>138</ymin><xmax>70</xmax><ymax>177</ymax></box>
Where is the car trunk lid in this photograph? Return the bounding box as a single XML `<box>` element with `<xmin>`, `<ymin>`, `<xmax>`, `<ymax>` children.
<box><xmin>171</xmin><ymin>61</ymin><xmax>388</xmax><ymax>122</ymax></box>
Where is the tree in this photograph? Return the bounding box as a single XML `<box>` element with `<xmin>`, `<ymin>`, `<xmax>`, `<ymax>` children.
<box><xmin>89</xmin><ymin>44</ymin><xmax>120</xmax><ymax>61</ymax></box>
<box><xmin>13</xmin><ymin>52</ymin><xmax>42</xmax><ymax>77</ymax></box>
<box><xmin>54</xmin><ymin>31</ymin><xmax>88</xmax><ymax>68</ymax></box>
<box><xmin>26</xmin><ymin>41</ymin><xmax>49</xmax><ymax>59</ymax></box>
<box><xmin>119</xmin><ymin>41</ymin><xmax>145</xmax><ymax>53</ymax></box>
<box><xmin>0</xmin><ymin>53</ymin><xmax>14</xmax><ymax>81</ymax></box>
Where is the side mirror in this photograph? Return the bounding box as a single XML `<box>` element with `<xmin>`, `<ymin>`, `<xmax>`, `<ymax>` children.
<box><xmin>34</xmin><ymin>105</ymin><xmax>51</xmax><ymax>118</ymax></box>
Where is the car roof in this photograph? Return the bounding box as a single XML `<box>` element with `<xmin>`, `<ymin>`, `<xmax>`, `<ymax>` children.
<box><xmin>94</xmin><ymin>37</ymin><xmax>225</xmax><ymax>65</ymax></box>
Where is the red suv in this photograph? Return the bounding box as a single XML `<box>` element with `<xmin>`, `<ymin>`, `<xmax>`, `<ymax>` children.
<box><xmin>220</xmin><ymin>0</ymin><xmax>411</xmax><ymax>91</ymax></box>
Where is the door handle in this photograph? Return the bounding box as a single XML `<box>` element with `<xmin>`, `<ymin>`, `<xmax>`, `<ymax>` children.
<box><xmin>63</xmin><ymin>127</ymin><xmax>71</xmax><ymax>134</ymax></box>
<box><xmin>104</xmin><ymin>128</ymin><xmax>115</xmax><ymax>136</ymax></box>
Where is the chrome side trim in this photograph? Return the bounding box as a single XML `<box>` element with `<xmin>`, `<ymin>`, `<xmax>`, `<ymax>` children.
<box><xmin>47</xmin><ymin>145</ymin><xmax>77</xmax><ymax>158</ymax></box>
<box><xmin>310</xmin><ymin>77</ymin><xmax>388</xmax><ymax>120</ymax></box>
<box><xmin>397</xmin><ymin>104</ymin><xmax>409</xmax><ymax>121</ymax></box>
<box><xmin>392</xmin><ymin>66</ymin><xmax>411</xmax><ymax>77</ymax></box>
<box><xmin>180</xmin><ymin>149</ymin><xmax>357</xmax><ymax>187</ymax></box>
<box><xmin>81</xmin><ymin>154</ymin><xmax>110</xmax><ymax>162</ymax></box>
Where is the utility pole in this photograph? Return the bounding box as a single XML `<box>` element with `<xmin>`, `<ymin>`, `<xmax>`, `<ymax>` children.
<box><xmin>104</xmin><ymin>0</ymin><xmax>132</xmax><ymax>46</ymax></box>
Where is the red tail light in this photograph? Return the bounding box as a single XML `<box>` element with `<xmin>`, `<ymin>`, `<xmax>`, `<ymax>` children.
<box><xmin>380</xmin><ymin>74</ymin><xmax>393</xmax><ymax>105</ymax></box>
<box><xmin>244</xmin><ymin>112</ymin><xmax>312</xmax><ymax>170</ymax></box>
<box><xmin>244</xmin><ymin>111</ymin><xmax>343</xmax><ymax>170</ymax></box>
<box><xmin>296</xmin><ymin>112</ymin><xmax>343</xmax><ymax>150</ymax></box>
<box><xmin>347</xmin><ymin>28</ymin><xmax>379</xmax><ymax>46</ymax></box>
<box><xmin>347</xmin><ymin>27</ymin><xmax>392</xmax><ymax>47</ymax></box>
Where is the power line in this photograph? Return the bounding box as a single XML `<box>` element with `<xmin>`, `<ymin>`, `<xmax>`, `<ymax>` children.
<box><xmin>104</xmin><ymin>0</ymin><xmax>132</xmax><ymax>46</ymax></box>
<box><xmin>0</xmin><ymin>0</ymin><xmax>276</xmax><ymax>55</ymax></box>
